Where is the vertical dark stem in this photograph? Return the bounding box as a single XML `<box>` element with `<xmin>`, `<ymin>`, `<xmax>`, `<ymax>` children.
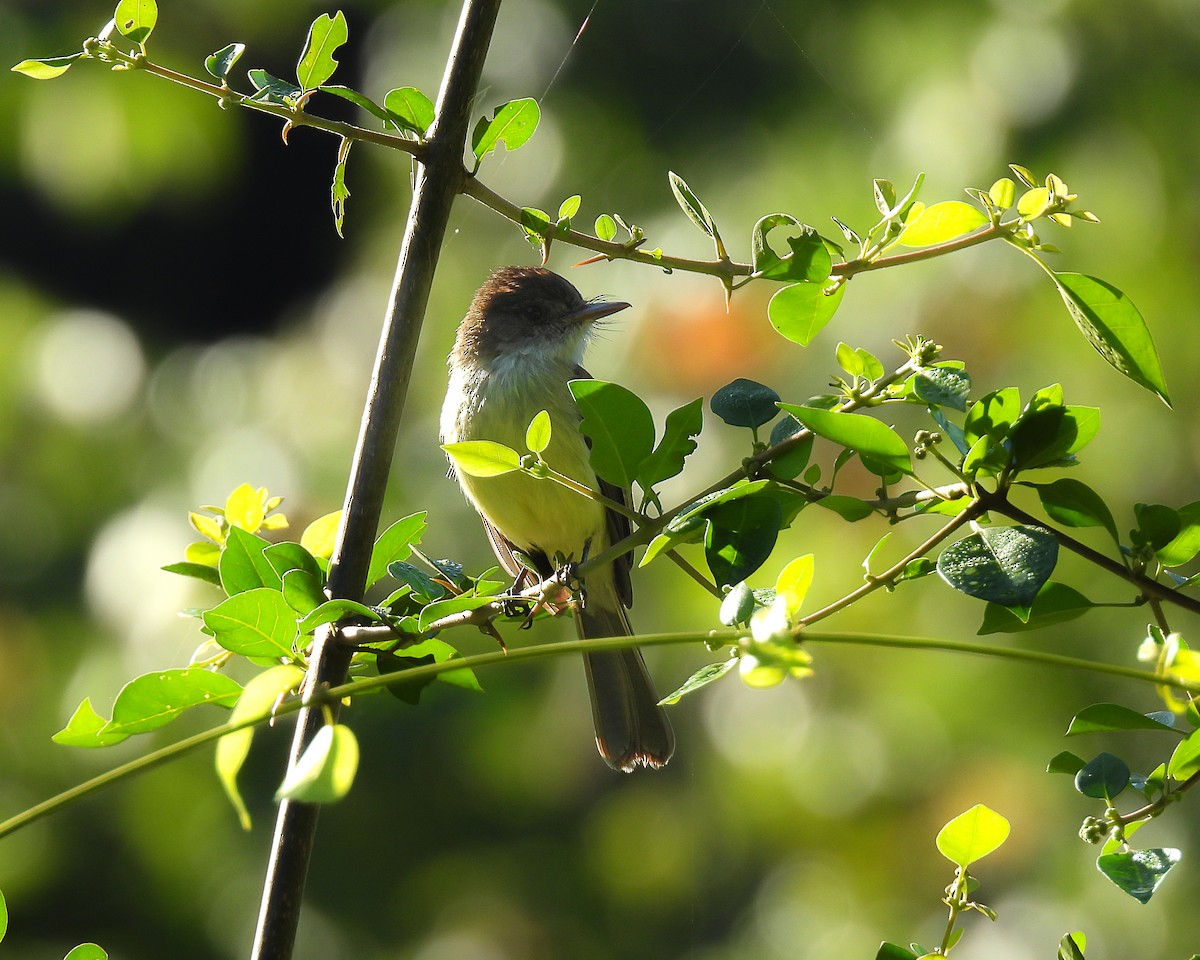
<box><xmin>248</xmin><ymin>2</ymin><xmax>503</xmax><ymax>957</ymax></box>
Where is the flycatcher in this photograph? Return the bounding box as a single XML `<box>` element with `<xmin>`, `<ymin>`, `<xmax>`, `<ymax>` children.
<box><xmin>440</xmin><ymin>265</ymin><xmax>674</xmax><ymax>771</ymax></box>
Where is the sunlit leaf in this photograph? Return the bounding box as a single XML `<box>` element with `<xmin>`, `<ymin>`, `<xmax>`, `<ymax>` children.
<box><xmin>637</xmin><ymin>397</ymin><xmax>703</xmax><ymax>493</ymax></box>
<box><xmin>101</xmin><ymin>669</ymin><xmax>242</xmax><ymax>736</ymax></box>
<box><xmin>115</xmin><ymin>0</ymin><xmax>158</xmax><ymax>45</ymax></box>
<box><xmin>1067</xmin><ymin>703</ymin><xmax>1178</xmax><ymax>736</ymax></box>
<box><xmin>658</xmin><ymin>658</ymin><xmax>737</xmax><ymax>705</ymax></box>
<box><xmin>367</xmin><ymin>512</ymin><xmax>427</xmax><ymax>588</ymax></box>
<box><xmin>205</xmin><ymin>43</ymin><xmax>245</xmax><ymax>81</ymax></box>
<box><xmin>296</xmin><ymin>10</ymin><xmax>348</xmax><ymax>89</ymax></box>
<box><xmin>11</xmin><ymin>54</ymin><xmax>84</xmax><ymax>79</ymax></box>
<box><xmin>778</xmin><ymin>404</ymin><xmax>912</xmax><ymax>474</ymax></box>
<box><xmin>570</xmin><ymin>379</ymin><xmax>655</xmax><ymax>488</ymax></box>
<box><xmin>441</xmin><ymin>440</ymin><xmax>522</xmax><ymax>477</ymax></box>
<box><xmin>472</xmin><ymin>98</ymin><xmax>539</xmax><ymax>162</ymax></box>
<box><xmin>936</xmin><ymin>804</ymin><xmax>1010</xmax><ymax>867</ymax></box>
<box><xmin>897</xmin><ymin>201</ymin><xmax>988</xmax><ymax>246</ymax></box>
<box><xmin>204</xmin><ymin>588</ymin><xmax>300</xmax><ymax>658</ymax></box>
<box><xmin>276</xmin><ymin>723</ymin><xmax>359</xmax><ymax>803</ymax></box>
<box><xmin>52</xmin><ymin>698</ymin><xmax>130</xmax><ymax>748</ymax></box>
<box><xmin>383</xmin><ymin>86</ymin><xmax>435</xmax><ymax>134</ymax></box>
<box><xmin>767</xmin><ymin>280</ymin><xmax>845</xmax><ymax>346</ymax></box>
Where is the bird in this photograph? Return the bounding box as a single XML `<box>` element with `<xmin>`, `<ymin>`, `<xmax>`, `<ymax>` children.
<box><xmin>440</xmin><ymin>265</ymin><xmax>674</xmax><ymax>771</ymax></box>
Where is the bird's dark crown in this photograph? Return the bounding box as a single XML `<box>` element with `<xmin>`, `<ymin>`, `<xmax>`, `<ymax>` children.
<box><xmin>454</xmin><ymin>266</ymin><xmax>591</xmax><ymax>362</ymax></box>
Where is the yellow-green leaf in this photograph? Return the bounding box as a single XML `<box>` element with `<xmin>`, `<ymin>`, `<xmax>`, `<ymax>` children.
<box><xmin>441</xmin><ymin>440</ymin><xmax>522</xmax><ymax>477</ymax></box>
<box><xmin>936</xmin><ymin>804</ymin><xmax>1010</xmax><ymax>867</ymax></box>
<box><xmin>897</xmin><ymin>201</ymin><xmax>988</xmax><ymax>247</ymax></box>
<box><xmin>301</xmin><ymin>510</ymin><xmax>342</xmax><ymax>560</ymax></box>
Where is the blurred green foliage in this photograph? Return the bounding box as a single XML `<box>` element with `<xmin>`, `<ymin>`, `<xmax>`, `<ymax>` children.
<box><xmin>3</xmin><ymin>0</ymin><xmax>1200</xmax><ymax>957</ymax></box>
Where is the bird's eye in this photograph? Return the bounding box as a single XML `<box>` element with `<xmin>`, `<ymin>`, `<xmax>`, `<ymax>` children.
<box><xmin>522</xmin><ymin>301</ymin><xmax>546</xmax><ymax>322</ymax></box>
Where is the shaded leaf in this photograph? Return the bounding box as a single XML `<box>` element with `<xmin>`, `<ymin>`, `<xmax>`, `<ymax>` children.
<box><xmin>711</xmin><ymin>378</ymin><xmax>780</xmax><ymax>429</ymax></box>
<box><xmin>977</xmin><ymin>581</ymin><xmax>1094</xmax><ymax>634</ymax></box>
<box><xmin>705</xmin><ymin>495</ymin><xmax>782</xmax><ymax>587</ymax></box>
<box><xmin>659</xmin><ymin>658</ymin><xmax>737</xmax><ymax>705</ymax></box>
<box><xmin>570</xmin><ymin>379</ymin><xmax>655</xmax><ymax>488</ymax></box>
<box><xmin>205</xmin><ymin>43</ymin><xmax>245</xmax><ymax>81</ymax></box>
<box><xmin>1096</xmin><ymin>848</ymin><xmax>1180</xmax><ymax>903</ymax></box>
<box><xmin>1074</xmin><ymin>752</ymin><xmax>1129</xmax><ymax>800</ymax></box>
<box><xmin>1067</xmin><ymin>703</ymin><xmax>1179</xmax><ymax>736</ymax></box>
<box><xmin>637</xmin><ymin>397</ymin><xmax>703</xmax><ymax>492</ymax></box>
<box><xmin>937</xmin><ymin>525</ymin><xmax>1058</xmax><ymax>607</ymax></box>
<box><xmin>1030</xmin><ymin>478</ymin><xmax>1119</xmax><ymax>545</ymax></box>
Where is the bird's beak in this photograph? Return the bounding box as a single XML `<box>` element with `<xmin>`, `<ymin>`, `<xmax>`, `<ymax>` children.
<box><xmin>568</xmin><ymin>300</ymin><xmax>631</xmax><ymax>324</ymax></box>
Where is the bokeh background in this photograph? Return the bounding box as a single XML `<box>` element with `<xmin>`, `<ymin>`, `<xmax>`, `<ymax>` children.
<box><xmin>3</xmin><ymin>0</ymin><xmax>1200</xmax><ymax>957</ymax></box>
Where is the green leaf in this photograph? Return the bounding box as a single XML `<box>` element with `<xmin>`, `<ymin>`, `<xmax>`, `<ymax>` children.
<box><xmin>523</xmin><ymin>409</ymin><xmax>552</xmax><ymax>454</ymax></box>
<box><xmin>161</xmin><ymin>561</ymin><xmax>223</xmax><ymax>587</ymax></box>
<box><xmin>935</xmin><ymin>804</ymin><xmax>1010</xmax><ymax>867</ymax></box>
<box><xmin>751</xmin><ymin>216</ymin><xmax>831</xmax><ymax>282</ymax></box>
<box><xmin>276</xmin><ymin>723</ymin><xmax>359</xmax><ymax>803</ymax></box>
<box><xmin>263</xmin><ymin>541</ymin><xmax>323</xmax><ymax>582</ymax></box>
<box><xmin>53</xmin><ymin>698</ymin><xmax>130</xmax><ymax>747</ymax></box>
<box><xmin>705</xmin><ymin>494</ymin><xmax>783</xmax><ymax>587</ymax></box>
<box><xmin>1157</xmin><ymin>501</ymin><xmax>1200</xmax><ymax>567</ymax></box>
<box><xmin>296</xmin><ymin>11</ymin><xmax>348</xmax><ymax>89</ymax></box>
<box><xmin>1030</xmin><ymin>478</ymin><xmax>1119</xmax><ymax>545</ymax></box>
<box><xmin>331</xmin><ymin>137</ymin><xmax>350</xmax><ymax>236</ymax></box>
<box><xmin>977</xmin><ymin>581</ymin><xmax>1094</xmax><ymax>634</ymax></box>
<box><xmin>385</xmin><ymin>561</ymin><xmax>446</xmax><ymax>603</ymax></box>
<box><xmin>778</xmin><ymin>405</ymin><xmax>912</xmax><ymax>474</ymax></box>
<box><xmin>205</xmin><ymin>43</ymin><xmax>245</xmax><ymax>81</ymax></box>
<box><xmin>383</xmin><ymin>87</ymin><xmax>435</xmax><ymax>134</ymax></box>
<box><xmin>988</xmin><ymin>177</ymin><xmax>1016</xmax><ymax>209</ymax></box>
<box><xmin>558</xmin><ymin>195</ymin><xmax>581</xmax><ymax>220</ymax></box>
<box><xmin>1053</xmin><ymin>273</ymin><xmax>1169</xmax><ymax>404</ymax></box>
<box><xmin>719</xmin><ymin>582</ymin><xmax>757</xmax><ymax>626</ymax></box>
<box><xmin>115</xmin><ymin>0</ymin><xmax>158</xmax><ymax>45</ymax></box>
<box><xmin>815</xmin><ymin>495</ymin><xmax>874</xmax><ymax>521</ymax></box>
<box><xmin>569</xmin><ymin>379</ymin><xmax>655</xmax><ymax>488</ymax></box>
<box><xmin>300</xmin><ymin>510</ymin><xmax>341</xmax><ymax>560</ymax></box>
<box><xmin>658</xmin><ymin>657</ymin><xmax>737</xmax><ymax>705</ymax></box>
<box><xmin>367</xmin><ymin>512</ymin><xmax>427</xmax><ymax>588</ymax></box>
<box><xmin>378</xmin><ymin>638</ymin><xmax>482</xmax><ymax>701</ymax></box>
<box><xmin>216</xmin><ymin>664</ymin><xmax>305</xmax><ymax>829</ymax></box>
<box><xmin>472</xmin><ymin>98</ymin><xmax>540</xmax><ymax>162</ymax></box>
<box><xmin>1096</xmin><ymin>848</ymin><xmax>1180</xmax><ymax>903</ymax></box>
<box><xmin>767</xmin><ymin>280</ymin><xmax>845</xmax><ymax>346</ymax></box>
<box><xmin>1067</xmin><ymin>703</ymin><xmax>1179</xmax><ymax>736</ymax></box>
<box><xmin>219</xmin><ymin>526</ymin><xmax>280</xmax><ymax>595</ymax></box>
<box><xmin>937</xmin><ymin>525</ymin><xmax>1058</xmax><ymax>607</ymax></box>
<box><xmin>962</xmin><ymin>387</ymin><xmax>1021</xmax><ymax>449</ymax></box>
<box><xmin>417</xmin><ymin>595</ymin><xmax>496</xmax><ymax>632</ymax></box>
<box><xmin>441</xmin><ymin>440</ymin><xmax>522</xmax><ymax>477</ymax></box>
<box><xmin>519</xmin><ymin>207</ymin><xmax>551</xmax><ymax>244</ymax></box>
<box><xmin>873</xmin><ymin>943</ymin><xmax>919</xmax><ymax>960</ymax></box>
<box><xmin>1047</xmin><ymin>751</ymin><xmax>1086</xmax><ymax>775</ymax></box>
<box><xmin>595</xmin><ymin>214</ymin><xmax>617</xmax><ymax>241</ymax></box>
<box><xmin>281</xmin><ymin>569</ymin><xmax>324</xmax><ymax>614</ymax></box>
<box><xmin>295</xmin><ymin>598</ymin><xmax>381</xmax><ymax>634</ymax></box>
<box><xmin>1074</xmin><ymin>752</ymin><xmax>1129</xmax><ymax>800</ymax></box>
<box><xmin>247</xmin><ymin>69</ymin><xmax>303</xmax><ymax>106</ymax></box>
<box><xmin>710</xmin><ymin>378</ymin><xmax>780</xmax><ymax>429</ymax></box>
<box><xmin>11</xmin><ymin>54</ymin><xmax>84</xmax><ymax>79</ymax></box>
<box><xmin>63</xmin><ymin>946</ymin><xmax>108</xmax><ymax>960</ymax></box>
<box><xmin>897</xmin><ymin>200</ymin><xmax>988</xmax><ymax>246</ymax></box>
<box><xmin>637</xmin><ymin>397</ymin><xmax>703</xmax><ymax>493</ymax></box>
<box><xmin>204</xmin><ymin>588</ymin><xmax>300</xmax><ymax>658</ymax></box>
<box><xmin>913</xmin><ymin>367</ymin><xmax>972</xmax><ymax>412</ymax></box>
<box><xmin>1167</xmin><ymin>729</ymin><xmax>1200</xmax><ymax>779</ymax></box>
<box><xmin>0</xmin><ymin>890</ymin><xmax>6</xmax><ymax>942</ymax></box>
<box><xmin>668</xmin><ymin>171</ymin><xmax>720</xmax><ymax>239</ymax></box>
<box><xmin>102</xmin><ymin>669</ymin><xmax>242</xmax><ymax>736</ymax></box>
<box><xmin>1133</xmin><ymin>502</ymin><xmax>1180</xmax><ymax>550</ymax></box>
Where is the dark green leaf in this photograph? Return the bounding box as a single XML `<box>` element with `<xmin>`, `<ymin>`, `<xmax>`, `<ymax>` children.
<box><xmin>658</xmin><ymin>658</ymin><xmax>737</xmax><ymax>705</ymax></box>
<box><xmin>204</xmin><ymin>588</ymin><xmax>299</xmax><ymax>658</ymax></box>
<box><xmin>662</xmin><ymin>481</ymin><xmax>772</xmax><ymax>539</ymax></box>
<box><xmin>977</xmin><ymin>581</ymin><xmax>1094</xmax><ymax>634</ymax></box>
<box><xmin>161</xmin><ymin>561</ymin><xmax>222</xmax><ymax>587</ymax></box>
<box><xmin>704</xmin><ymin>495</ymin><xmax>782</xmax><ymax>587</ymax></box>
<box><xmin>367</xmin><ymin>512</ymin><xmax>427</xmax><ymax>588</ymax></box>
<box><xmin>710</xmin><ymin>378</ymin><xmax>780</xmax><ymax>429</ymax></box>
<box><xmin>1031</xmin><ymin>479</ymin><xmax>1119</xmax><ymax>545</ymax></box>
<box><xmin>767</xmin><ymin>280</ymin><xmax>845</xmax><ymax>346</ymax></box>
<box><xmin>1067</xmin><ymin>703</ymin><xmax>1179</xmax><ymax>736</ymax></box>
<box><xmin>913</xmin><ymin>366</ymin><xmax>972</xmax><ymax>412</ymax></box>
<box><xmin>1133</xmin><ymin>503</ymin><xmax>1181</xmax><ymax>551</ymax></box>
<box><xmin>115</xmin><ymin>0</ymin><xmax>157</xmax><ymax>45</ymax></box>
<box><xmin>247</xmin><ymin>69</ymin><xmax>303</xmax><ymax>105</ymax></box>
<box><xmin>1096</xmin><ymin>848</ymin><xmax>1180</xmax><ymax>903</ymax></box>
<box><xmin>873</xmin><ymin>943</ymin><xmax>918</xmax><ymax>960</ymax></box>
<box><xmin>1054</xmin><ymin>273</ymin><xmax>1170</xmax><ymax>404</ymax></box>
<box><xmin>219</xmin><ymin>526</ymin><xmax>280</xmax><ymax>595</ymax></box>
<box><xmin>570</xmin><ymin>379</ymin><xmax>655</xmax><ymax>488</ymax></box>
<box><xmin>205</xmin><ymin>43</ymin><xmax>245</xmax><ymax>81</ymax></box>
<box><xmin>779</xmin><ymin>404</ymin><xmax>912</xmax><ymax>474</ymax></box>
<box><xmin>102</xmin><ymin>668</ymin><xmax>242</xmax><ymax>736</ymax></box>
<box><xmin>1074</xmin><ymin>752</ymin><xmax>1130</xmax><ymax>800</ymax></box>
<box><xmin>765</xmin><ymin>415</ymin><xmax>813</xmax><ymax>479</ymax></box>
<box><xmin>296</xmin><ymin>11</ymin><xmax>348</xmax><ymax>89</ymax></box>
<box><xmin>637</xmin><ymin>397</ymin><xmax>703</xmax><ymax>492</ymax></box>
<box><xmin>1047</xmin><ymin>751</ymin><xmax>1086</xmax><ymax>775</ymax></box>
<box><xmin>937</xmin><ymin>525</ymin><xmax>1058</xmax><ymax>607</ymax></box>
<box><xmin>815</xmin><ymin>495</ymin><xmax>874</xmax><ymax>521</ymax></box>
<box><xmin>472</xmin><ymin>98</ymin><xmax>539</xmax><ymax>162</ymax></box>
<box><xmin>385</xmin><ymin>561</ymin><xmax>446</xmax><ymax>603</ymax></box>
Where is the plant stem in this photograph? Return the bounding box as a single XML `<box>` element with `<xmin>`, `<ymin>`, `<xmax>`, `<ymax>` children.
<box><xmin>249</xmin><ymin>2</ymin><xmax>501</xmax><ymax>958</ymax></box>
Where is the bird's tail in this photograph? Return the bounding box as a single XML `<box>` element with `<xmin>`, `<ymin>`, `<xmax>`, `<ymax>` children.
<box><xmin>578</xmin><ymin>598</ymin><xmax>675</xmax><ymax>772</ymax></box>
